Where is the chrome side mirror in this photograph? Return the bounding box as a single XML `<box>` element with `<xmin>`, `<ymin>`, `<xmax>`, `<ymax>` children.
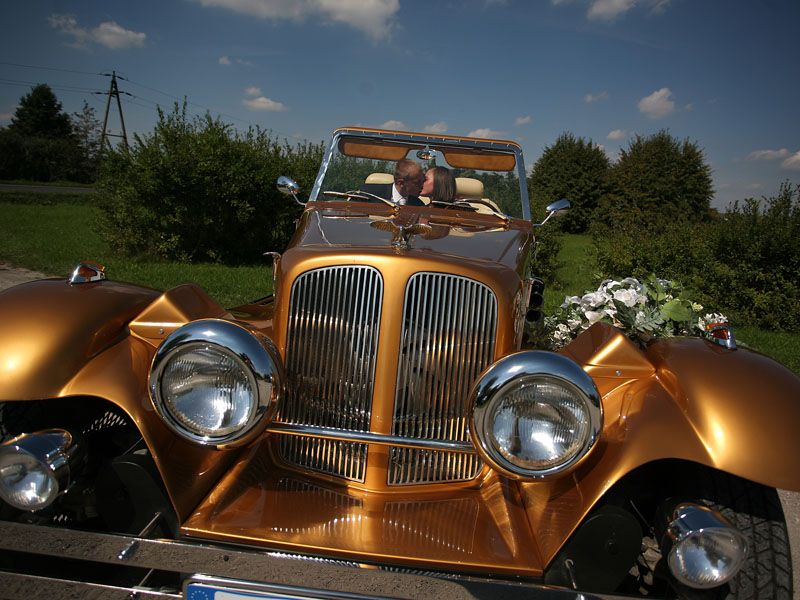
<box><xmin>277</xmin><ymin>176</ymin><xmax>304</xmax><ymax>206</ymax></box>
<box><xmin>535</xmin><ymin>198</ymin><xmax>571</xmax><ymax>227</ymax></box>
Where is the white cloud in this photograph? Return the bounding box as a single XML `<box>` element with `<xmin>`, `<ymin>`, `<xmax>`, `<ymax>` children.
<box><xmin>219</xmin><ymin>55</ymin><xmax>232</xmax><ymax>65</ymax></box>
<box><xmin>584</xmin><ymin>91</ymin><xmax>609</xmax><ymax>103</ymax></box>
<box><xmin>746</xmin><ymin>183</ymin><xmax>764</xmax><ymax>190</ymax></box>
<box><xmin>638</xmin><ymin>87</ymin><xmax>675</xmax><ymax>119</ymax></box>
<box><xmin>747</xmin><ymin>148</ymin><xmax>790</xmax><ymax>161</ymax></box>
<box><xmin>243</xmin><ymin>96</ymin><xmax>286</xmax><ymax>111</ymax></box>
<box><xmin>423</xmin><ymin>121</ymin><xmax>447</xmax><ymax>133</ymax></box>
<box><xmin>190</xmin><ymin>0</ymin><xmax>399</xmax><ymax>40</ymax></box>
<box><xmin>588</xmin><ymin>0</ymin><xmax>636</xmax><ymax>21</ymax></box>
<box><xmin>380</xmin><ymin>119</ymin><xmax>407</xmax><ymax>130</ymax></box>
<box><xmin>244</xmin><ymin>86</ymin><xmax>262</xmax><ymax>97</ymax></box>
<box><xmin>554</xmin><ymin>0</ymin><xmax>670</xmax><ymax>21</ymax></box>
<box><xmin>684</xmin><ymin>102</ymin><xmax>694</xmax><ymax>111</ymax></box>
<box><xmin>607</xmin><ymin>129</ymin><xmax>626</xmax><ymax>140</ymax></box>
<box><xmin>0</xmin><ymin>112</ymin><xmax>12</xmax><ymax>122</ymax></box>
<box><xmin>49</xmin><ymin>14</ymin><xmax>146</xmax><ymax>49</ymax></box>
<box><xmin>468</xmin><ymin>128</ymin><xmax>505</xmax><ymax>139</ymax></box>
<box><xmin>782</xmin><ymin>151</ymin><xmax>800</xmax><ymax>171</ymax></box>
<box><xmin>514</xmin><ymin>115</ymin><xmax>532</xmax><ymax>126</ymax></box>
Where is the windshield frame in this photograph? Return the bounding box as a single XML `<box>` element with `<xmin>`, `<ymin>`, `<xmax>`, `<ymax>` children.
<box><xmin>309</xmin><ymin>128</ymin><xmax>531</xmax><ymax>220</ymax></box>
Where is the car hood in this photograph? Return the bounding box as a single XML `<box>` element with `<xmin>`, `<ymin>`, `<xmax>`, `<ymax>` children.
<box><xmin>289</xmin><ymin>204</ymin><xmax>534</xmax><ymax>274</ymax></box>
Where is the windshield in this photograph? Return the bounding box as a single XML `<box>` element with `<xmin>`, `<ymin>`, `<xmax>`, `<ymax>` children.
<box><xmin>311</xmin><ymin>133</ymin><xmax>527</xmax><ymax>219</ymax></box>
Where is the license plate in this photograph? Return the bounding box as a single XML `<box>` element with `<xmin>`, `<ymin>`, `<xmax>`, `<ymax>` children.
<box><xmin>184</xmin><ymin>575</ymin><xmax>366</xmax><ymax>600</ymax></box>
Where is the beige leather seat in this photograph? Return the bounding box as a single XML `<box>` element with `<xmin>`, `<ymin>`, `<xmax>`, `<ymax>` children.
<box><xmin>455</xmin><ymin>178</ymin><xmax>502</xmax><ymax>214</ymax></box>
<box><xmin>365</xmin><ymin>172</ymin><xmax>393</xmax><ymax>184</ymax></box>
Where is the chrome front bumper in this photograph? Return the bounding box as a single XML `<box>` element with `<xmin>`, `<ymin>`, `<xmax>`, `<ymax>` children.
<box><xmin>0</xmin><ymin>520</ymin><xmax>625</xmax><ymax>600</ymax></box>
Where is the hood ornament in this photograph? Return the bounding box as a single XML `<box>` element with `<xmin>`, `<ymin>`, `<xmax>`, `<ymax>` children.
<box><xmin>371</xmin><ymin>221</ymin><xmax>433</xmax><ymax>250</ymax></box>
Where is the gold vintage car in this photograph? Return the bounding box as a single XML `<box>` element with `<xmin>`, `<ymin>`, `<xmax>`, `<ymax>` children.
<box><xmin>1</xmin><ymin>127</ymin><xmax>799</xmax><ymax>599</ymax></box>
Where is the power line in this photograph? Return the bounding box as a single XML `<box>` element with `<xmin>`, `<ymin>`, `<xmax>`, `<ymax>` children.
<box><xmin>0</xmin><ymin>61</ymin><xmax>104</xmax><ymax>77</ymax></box>
<box><xmin>0</xmin><ymin>78</ymin><xmax>98</xmax><ymax>95</ymax></box>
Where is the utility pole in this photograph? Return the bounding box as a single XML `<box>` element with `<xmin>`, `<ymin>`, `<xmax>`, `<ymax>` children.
<box><xmin>99</xmin><ymin>70</ymin><xmax>129</xmax><ymax>151</ymax></box>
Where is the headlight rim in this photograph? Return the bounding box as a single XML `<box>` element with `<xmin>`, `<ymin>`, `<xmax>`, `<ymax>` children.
<box><xmin>149</xmin><ymin>319</ymin><xmax>284</xmax><ymax>448</ymax></box>
<box><xmin>469</xmin><ymin>351</ymin><xmax>602</xmax><ymax>480</ymax></box>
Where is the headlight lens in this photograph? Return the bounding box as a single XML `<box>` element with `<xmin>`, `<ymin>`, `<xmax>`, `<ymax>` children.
<box><xmin>470</xmin><ymin>351</ymin><xmax>602</xmax><ymax>479</ymax></box>
<box><xmin>490</xmin><ymin>378</ymin><xmax>593</xmax><ymax>471</ymax></box>
<box><xmin>0</xmin><ymin>430</ymin><xmax>78</xmax><ymax>511</ymax></box>
<box><xmin>159</xmin><ymin>343</ymin><xmax>256</xmax><ymax>438</ymax></box>
<box><xmin>150</xmin><ymin>319</ymin><xmax>284</xmax><ymax>447</ymax></box>
<box><xmin>669</xmin><ymin>529</ymin><xmax>747</xmax><ymax>588</ymax></box>
<box><xmin>0</xmin><ymin>448</ymin><xmax>58</xmax><ymax>511</ymax></box>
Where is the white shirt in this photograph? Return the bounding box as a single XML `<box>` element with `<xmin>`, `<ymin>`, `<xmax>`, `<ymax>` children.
<box><xmin>391</xmin><ymin>183</ymin><xmax>406</xmax><ymax>205</ymax></box>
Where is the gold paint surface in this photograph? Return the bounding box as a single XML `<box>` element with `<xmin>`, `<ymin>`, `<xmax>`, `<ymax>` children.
<box><xmin>0</xmin><ymin>279</ymin><xmax>159</xmax><ymax>400</ymax></box>
<box><xmin>183</xmin><ymin>442</ymin><xmax>542</xmax><ymax>575</ymax></box>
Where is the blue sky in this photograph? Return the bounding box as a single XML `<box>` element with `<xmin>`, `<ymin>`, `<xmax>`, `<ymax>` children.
<box><xmin>1</xmin><ymin>0</ymin><xmax>798</xmax><ymax>208</ymax></box>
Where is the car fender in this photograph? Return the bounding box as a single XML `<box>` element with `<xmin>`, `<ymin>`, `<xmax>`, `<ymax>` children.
<box><xmin>0</xmin><ymin>278</ymin><xmax>160</xmax><ymax>400</ymax></box>
<box><xmin>0</xmin><ymin>279</ymin><xmax>240</xmax><ymax>520</ymax></box>
<box><xmin>520</xmin><ymin>323</ymin><xmax>800</xmax><ymax>564</ymax></box>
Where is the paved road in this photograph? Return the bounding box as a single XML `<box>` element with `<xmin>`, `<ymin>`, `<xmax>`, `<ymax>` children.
<box><xmin>0</xmin><ymin>183</ymin><xmax>96</xmax><ymax>194</ymax></box>
<box><xmin>0</xmin><ymin>264</ymin><xmax>798</xmax><ymax>597</ymax></box>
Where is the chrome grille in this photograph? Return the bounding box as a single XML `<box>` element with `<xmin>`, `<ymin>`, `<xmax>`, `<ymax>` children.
<box><xmin>279</xmin><ymin>265</ymin><xmax>383</xmax><ymax>482</ymax></box>
<box><xmin>390</xmin><ymin>273</ymin><xmax>497</xmax><ymax>485</ymax></box>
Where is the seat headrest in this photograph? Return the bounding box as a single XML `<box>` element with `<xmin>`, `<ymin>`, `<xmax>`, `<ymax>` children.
<box><xmin>365</xmin><ymin>172</ymin><xmax>394</xmax><ymax>184</ymax></box>
<box><xmin>455</xmin><ymin>177</ymin><xmax>484</xmax><ymax>198</ymax></box>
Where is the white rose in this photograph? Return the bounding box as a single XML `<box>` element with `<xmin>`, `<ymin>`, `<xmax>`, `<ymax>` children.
<box><xmin>584</xmin><ymin>310</ymin><xmax>606</xmax><ymax>324</ymax></box>
<box><xmin>621</xmin><ymin>277</ymin><xmax>641</xmax><ymax>290</ymax></box>
<box><xmin>581</xmin><ymin>291</ymin><xmax>610</xmax><ymax>309</ymax></box>
<box><xmin>613</xmin><ymin>288</ymin><xmax>639</xmax><ymax>308</ymax></box>
<box><xmin>567</xmin><ymin>318</ymin><xmax>582</xmax><ymax>331</ymax></box>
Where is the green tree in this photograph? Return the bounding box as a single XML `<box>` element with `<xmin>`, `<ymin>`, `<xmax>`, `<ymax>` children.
<box><xmin>601</xmin><ymin>130</ymin><xmax>713</xmax><ymax>224</ymax></box>
<box><xmin>528</xmin><ymin>133</ymin><xmax>610</xmax><ymax>232</ymax></box>
<box><xmin>7</xmin><ymin>84</ymin><xmax>73</xmax><ymax>139</ymax></box>
<box><xmin>70</xmin><ymin>101</ymin><xmax>102</xmax><ymax>180</ymax></box>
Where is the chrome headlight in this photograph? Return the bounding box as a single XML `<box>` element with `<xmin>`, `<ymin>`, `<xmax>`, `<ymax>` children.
<box><xmin>469</xmin><ymin>351</ymin><xmax>602</xmax><ymax>479</ymax></box>
<box><xmin>0</xmin><ymin>429</ymin><xmax>81</xmax><ymax>511</ymax></box>
<box><xmin>149</xmin><ymin>319</ymin><xmax>284</xmax><ymax>447</ymax></box>
<box><xmin>663</xmin><ymin>503</ymin><xmax>748</xmax><ymax>589</ymax></box>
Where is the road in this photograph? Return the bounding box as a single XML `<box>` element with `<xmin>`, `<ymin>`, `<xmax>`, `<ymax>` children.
<box><xmin>0</xmin><ymin>263</ymin><xmax>798</xmax><ymax>597</ymax></box>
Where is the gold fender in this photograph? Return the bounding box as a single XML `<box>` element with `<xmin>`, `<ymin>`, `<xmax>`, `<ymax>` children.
<box><xmin>0</xmin><ymin>280</ymin><xmax>246</xmax><ymax>520</ymax></box>
<box><xmin>521</xmin><ymin>323</ymin><xmax>800</xmax><ymax>565</ymax></box>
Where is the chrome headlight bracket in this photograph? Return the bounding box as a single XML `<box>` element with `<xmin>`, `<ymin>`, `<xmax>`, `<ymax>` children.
<box><xmin>149</xmin><ymin>319</ymin><xmax>285</xmax><ymax>448</ymax></box>
<box><xmin>469</xmin><ymin>351</ymin><xmax>602</xmax><ymax>479</ymax></box>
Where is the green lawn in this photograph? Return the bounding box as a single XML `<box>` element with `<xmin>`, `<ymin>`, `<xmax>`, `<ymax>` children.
<box><xmin>0</xmin><ymin>193</ymin><xmax>271</xmax><ymax>307</ymax></box>
<box><xmin>1</xmin><ymin>192</ymin><xmax>797</xmax><ymax>373</ymax></box>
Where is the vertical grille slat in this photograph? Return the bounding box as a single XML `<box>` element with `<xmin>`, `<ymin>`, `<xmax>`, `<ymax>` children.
<box><xmin>390</xmin><ymin>273</ymin><xmax>497</xmax><ymax>485</ymax></box>
<box><xmin>279</xmin><ymin>265</ymin><xmax>383</xmax><ymax>482</ymax></box>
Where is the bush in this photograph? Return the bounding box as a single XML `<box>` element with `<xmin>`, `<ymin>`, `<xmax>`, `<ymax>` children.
<box><xmin>593</xmin><ymin>182</ymin><xmax>800</xmax><ymax>332</ymax></box>
<box><xmin>98</xmin><ymin>104</ymin><xmax>323</xmax><ymax>264</ymax></box>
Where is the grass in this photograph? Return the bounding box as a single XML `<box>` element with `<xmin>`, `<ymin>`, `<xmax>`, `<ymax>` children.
<box><xmin>0</xmin><ymin>179</ymin><xmax>94</xmax><ymax>188</ymax></box>
<box><xmin>0</xmin><ymin>196</ymin><xmax>271</xmax><ymax>308</ymax></box>
<box><xmin>0</xmin><ymin>193</ymin><xmax>797</xmax><ymax>373</ymax></box>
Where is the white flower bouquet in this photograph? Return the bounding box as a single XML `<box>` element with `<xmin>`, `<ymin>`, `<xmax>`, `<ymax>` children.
<box><xmin>544</xmin><ymin>275</ymin><xmax>728</xmax><ymax>349</ymax></box>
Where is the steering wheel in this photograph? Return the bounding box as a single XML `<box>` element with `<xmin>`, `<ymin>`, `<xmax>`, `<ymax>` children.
<box><xmin>450</xmin><ymin>199</ymin><xmax>508</xmax><ymax>220</ymax></box>
<box><xmin>322</xmin><ymin>190</ymin><xmax>397</xmax><ymax>208</ymax></box>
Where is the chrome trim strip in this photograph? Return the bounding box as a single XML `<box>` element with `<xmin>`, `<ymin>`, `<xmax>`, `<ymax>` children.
<box><xmin>266</xmin><ymin>423</ymin><xmax>476</xmax><ymax>453</ymax></box>
<box><xmin>0</xmin><ymin>521</ymin><xmax>621</xmax><ymax>600</ymax></box>
<box><xmin>390</xmin><ymin>273</ymin><xmax>496</xmax><ymax>484</ymax></box>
